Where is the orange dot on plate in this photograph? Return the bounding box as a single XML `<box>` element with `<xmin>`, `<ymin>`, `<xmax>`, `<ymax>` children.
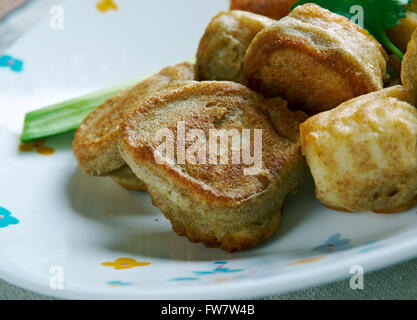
<box><xmin>18</xmin><ymin>142</ymin><xmax>34</xmax><ymax>152</ymax></box>
<box><xmin>286</xmin><ymin>256</ymin><xmax>326</xmax><ymax>266</ymax></box>
<box><xmin>36</xmin><ymin>146</ymin><xmax>55</xmax><ymax>155</ymax></box>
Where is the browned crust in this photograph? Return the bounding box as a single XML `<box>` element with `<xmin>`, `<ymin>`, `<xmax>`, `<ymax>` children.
<box><xmin>244</xmin><ymin>30</ymin><xmax>383</xmax><ymax>96</ymax></box>
<box><xmin>72</xmin><ymin>62</ymin><xmax>195</xmax><ymax>176</ymax></box>
<box><xmin>195</xmin><ymin>10</ymin><xmax>275</xmax><ymax>83</ymax></box>
<box><xmin>73</xmin><ymin>93</ymin><xmax>125</xmax><ymax>176</ymax></box>
<box><xmin>372</xmin><ymin>196</ymin><xmax>417</xmax><ymax>214</ymax></box>
<box><xmin>154</xmin><ymin>193</ymin><xmax>282</xmax><ymax>253</ymax></box>
<box><xmin>402</xmin><ymin>30</ymin><xmax>417</xmax><ymax>99</ymax></box>
<box><xmin>294</xmin><ymin>4</ymin><xmax>387</xmax><ymax>59</ymax></box>
<box><xmin>323</xmin><ymin>196</ymin><xmax>417</xmax><ymax>214</ymax></box>
<box><xmin>120</xmin><ymin>81</ymin><xmax>305</xmax><ymax>206</ymax></box>
<box><xmin>242</xmin><ymin>3</ymin><xmax>387</xmax><ymax>113</ymax></box>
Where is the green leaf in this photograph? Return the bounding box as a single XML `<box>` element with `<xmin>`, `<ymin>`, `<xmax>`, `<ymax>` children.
<box><xmin>292</xmin><ymin>0</ymin><xmax>411</xmax><ymax>59</ymax></box>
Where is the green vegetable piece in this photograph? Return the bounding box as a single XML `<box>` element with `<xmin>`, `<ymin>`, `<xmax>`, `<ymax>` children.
<box><xmin>20</xmin><ymin>77</ymin><xmax>143</xmax><ymax>142</ymax></box>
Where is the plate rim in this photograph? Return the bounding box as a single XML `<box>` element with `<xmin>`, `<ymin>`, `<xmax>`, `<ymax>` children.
<box><xmin>1</xmin><ymin>226</ymin><xmax>417</xmax><ymax>299</ymax></box>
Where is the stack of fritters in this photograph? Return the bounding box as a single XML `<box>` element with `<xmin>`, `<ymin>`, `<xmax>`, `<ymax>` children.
<box><xmin>73</xmin><ymin>4</ymin><xmax>417</xmax><ymax>252</ymax></box>
<box><xmin>73</xmin><ymin>62</ymin><xmax>195</xmax><ymax>191</ymax></box>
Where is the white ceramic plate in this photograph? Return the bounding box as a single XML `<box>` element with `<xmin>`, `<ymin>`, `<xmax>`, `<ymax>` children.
<box><xmin>1</xmin><ymin>0</ymin><xmax>417</xmax><ymax>300</ymax></box>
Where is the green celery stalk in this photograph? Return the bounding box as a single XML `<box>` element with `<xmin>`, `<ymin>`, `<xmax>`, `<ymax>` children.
<box><xmin>20</xmin><ymin>76</ymin><xmax>146</xmax><ymax>142</ymax></box>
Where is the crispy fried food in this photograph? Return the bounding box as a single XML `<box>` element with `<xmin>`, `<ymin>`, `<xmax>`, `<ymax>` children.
<box><xmin>72</xmin><ymin>62</ymin><xmax>195</xmax><ymax>178</ymax></box>
<box><xmin>387</xmin><ymin>0</ymin><xmax>417</xmax><ymax>53</ymax></box>
<box><xmin>300</xmin><ymin>86</ymin><xmax>417</xmax><ymax>213</ymax></box>
<box><xmin>110</xmin><ymin>165</ymin><xmax>147</xmax><ymax>191</ymax></box>
<box><xmin>196</xmin><ymin>10</ymin><xmax>275</xmax><ymax>83</ymax></box>
<box><xmin>402</xmin><ymin>30</ymin><xmax>417</xmax><ymax>99</ymax></box>
<box><xmin>243</xmin><ymin>3</ymin><xmax>388</xmax><ymax>115</ymax></box>
<box><xmin>119</xmin><ymin>81</ymin><xmax>308</xmax><ymax>252</ymax></box>
<box><xmin>230</xmin><ymin>0</ymin><xmax>297</xmax><ymax>20</ymax></box>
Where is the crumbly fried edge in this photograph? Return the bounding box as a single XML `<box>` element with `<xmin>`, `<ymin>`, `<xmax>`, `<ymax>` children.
<box><xmin>72</xmin><ymin>62</ymin><xmax>195</xmax><ymax>176</ymax></box>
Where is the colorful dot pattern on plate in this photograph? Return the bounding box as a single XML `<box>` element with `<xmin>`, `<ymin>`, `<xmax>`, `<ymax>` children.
<box><xmin>0</xmin><ymin>55</ymin><xmax>23</xmax><ymax>72</ymax></box>
<box><xmin>170</xmin><ymin>262</ymin><xmax>244</xmax><ymax>281</ymax></box>
<box><xmin>96</xmin><ymin>0</ymin><xmax>118</xmax><ymax>12</ymax></box>
<box><xmin>287</xmin><ymin>256</ymin><xmax>326</xmax><ymax>266</ymax></box>
<box><xmin>18</xmin><ymin>139</ymin><xmax>55</xmax><ymax>155</ymax></box>
<box><xmin>108</xmin><ymin>281</ymin><xmax>133</xmax><ymax>287</ymax></box>
<box><xmin>101</xmin><ymin>258</ymin><xmax>151</xmax><ymax>270</ymax></box>
<box><xmin>357</xmin><ymin>240</ymin><xmax>384</xmax><ymax>253</ymax></box>
<box><xmin>313</xmin><ymin>233</ymin><xmax>351</xmax><ymax>253</ymax></box>
<box><xmin>0</xmin><ymin>207</ymin><xmax>19</xmax><ymax>228</ymax></box>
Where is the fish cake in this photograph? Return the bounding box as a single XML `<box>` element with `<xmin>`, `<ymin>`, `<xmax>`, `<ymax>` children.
<box><xmin>119</xmin><ymin>81</ymin><xmax>308</xmax><ymax>252</ymax></box>
<box><xmin>243</xmin><ymin>3</ymin><xmax>387</xmax><ymax>114</ymax></box>
<box><xmin>73</xmin><ymin>62</ymin><xmax>195</xmax><ymax>178</ymax></box>
<box><xmin>300</xmin><ymin>86</ymin><xmax>417</xmax><ymax>213</ymax></box>
<box><xmin>196</xmin><ymin>10</ymin><xmax>275</xmax><ymax>83</ymax></box>
<box><xmin>230</xmin><ymin>0</ymin><xmax>298</xmax><ymax>20</ymax></box>
<box><xmin>402</xmin><ymin>30</ymin><xmax>417</xmax><ymax>100</ymax></box>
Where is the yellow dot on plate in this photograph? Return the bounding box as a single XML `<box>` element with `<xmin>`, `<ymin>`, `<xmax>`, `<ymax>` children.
<box><xmin>96</xmin><ymin>0</ymin><xmax>118</xmax><ymax>12</ymax></box>
<box><xmin>101</xmin><ymin>258</ymin><xmax>151</xmax><ymax>270</ymax></box>
<box><xmin>286</xmin><ymin>256</ymin><xmax>326</xmax><ymax>266</ymax></box>
<box><xmin>36</xmin><ymin>146</ymin><xmax>55</xmax><ymax>155</ymax></box>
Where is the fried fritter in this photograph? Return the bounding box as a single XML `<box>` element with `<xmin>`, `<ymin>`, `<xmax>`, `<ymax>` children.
<box><xmin>73</xmin><ymin>62</ymin><xmax>195</xmax><ymax>179</ymax></box>
<box><xmin>300</xmin><ymin>86</ymin><xmax>417</xmax><ymax>213</ymax></box>
<box><xmin>230</xmin><ymin>0</ymin><xmax>297</xmax><ymax>20</ymax></box>
<box><xmin>387</xmin><ymin>0</ymin><xmax>417</xmax><ymax>53</ymax></box>
<box><xmin>196</xmin><ymin>10</ymin><xmax>275</xmax><ymax>83</ymax></box>
<box><xmin>119</xmin><ymin>81</ymin><xmax>308</xmax><ymax>252</ymax></box>
<box><xmin>243</xmin><ymin>3</ymin><xmax>388</xmax><ymax>114</ymax></box>
<box><xmin>402</xmin><ymin>30</ymin><xmax>417</xmax><ymax>99</ymax></box>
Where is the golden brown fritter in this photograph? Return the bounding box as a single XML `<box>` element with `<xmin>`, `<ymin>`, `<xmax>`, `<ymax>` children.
<box><xmin>402</xmin><ymin>30</ymin><xmax>417</xmax><ymax>99</ymax></box>
<box><xmin>387</xmin><ymin>0</ymin><xmax>417</xmax><ymax>53</ymax></box>
<box><xmin>243</xmin><ymin>3</ymin><xmax>388</xmax><ymax>115</ymax></box>
<box><xmin>195</xmin><ymin>10</ymin><xmax>275</xmax><ymax>83</ymax></box>
<box><xmin>119</xmin><ymin>81</ymin><xmax>308</xmax><ymax>252</ymax></box>
<box><xmin>72</xmin><ymin>62</ymin><xmax>195</xmax><ymax>177</ymax></box>
<box><xmin>300</xmin><ymin>86</ymin><xmax>417</xmax><ymax>213</ymax></box>
<box><xmin>230</xmin><ymin>0</ymin><xmax>297</xmax><ymax>20</ymax></box>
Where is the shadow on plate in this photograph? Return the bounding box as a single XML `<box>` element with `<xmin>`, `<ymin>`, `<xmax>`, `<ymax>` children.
<box><xmin>66</xmin><ymin>166</ymin><xmax>320</xmax><ymax>261</ymax></box>
<box><xmin>67</xmin><ymin>167</ymin><xmax>157</xmax><ymax>218</ymax></box>
<box><xmin>45</xmin><ymin>131</ymin><xmax>76</xmax><ymax>151</ymax></box>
